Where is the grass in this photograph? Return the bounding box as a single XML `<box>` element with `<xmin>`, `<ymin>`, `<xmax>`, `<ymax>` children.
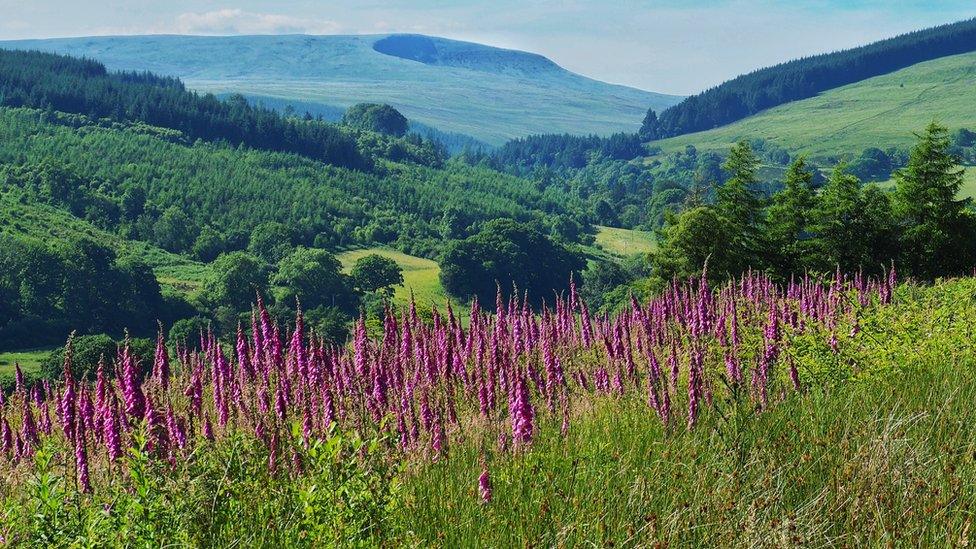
<box><xmin>0</xmin><ymin>348</ymin><xmax>47</xmax><ymax>376</ymax></box>
<box><xmin>398</xmin><ymin>278</ymin><xmax>976</xmax><ymax>545</ymax></box>
<box><xmin>338</xmin><ymin>247</ymin><xmax>453</xmax><ymax>312</ymax></box>
<box><xmin>655</xmin><ymin>51</ymin><xmax>976</xmax><ymax>162</ymax></box>
<box><xmin>0</xmin><ymin>348</ymin><xmax>48</xmax><ymax>389</ymax></box>
<box><xmin>593</xmin><ymin>225</ymin><xmax>656</xmax><ymax>257</ymax></box>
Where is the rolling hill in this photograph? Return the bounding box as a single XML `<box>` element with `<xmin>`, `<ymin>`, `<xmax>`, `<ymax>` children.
<box><xmin>654</xmin><ymin>51</ymin><xmax>976</xmax><ymax>162</ymax></box>
<box><xmin>0</xmin><ymin>34</ymin><xmax>682</xmax><ymax>146</ymax></box>
<box><xmin>646</xmin><ymin>17</ymin><xmax>976</xmax><ymax>139</ymax></box>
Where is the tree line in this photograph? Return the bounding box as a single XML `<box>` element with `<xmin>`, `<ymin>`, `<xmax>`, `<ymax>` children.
<box><xmin>0</xmin><ymin>48</ymin><xmax>371</xmax><ymax>169</ymax></box>
<box><xmin>651</xmin><ymin>122</ymin><xmax>973</xmax><ymax>286</ymax></box>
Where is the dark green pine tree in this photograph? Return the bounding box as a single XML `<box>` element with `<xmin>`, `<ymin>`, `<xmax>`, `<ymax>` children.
<box><xmin>765</xmin><ymin>156</ymin><xmax>816</xmax><ymax>278</ymax></box>
<box><xmin>638</xmin><ymin>109</ymin><xmax>661</xmax><ymax>141</ymax></box>
<box><xmin>716</xmin><ymin>140</ymin><xmax>765</xmax><ymax>271</ymax></box>
<box><xmin>893</xmin><ymin>122</ymin><xmax>974</xmax><ymax>279</ymax></box>
<box><xmin>808</xmin><ymin>164</ymin><xmax>867</xmax><ymax>273</ymax></box>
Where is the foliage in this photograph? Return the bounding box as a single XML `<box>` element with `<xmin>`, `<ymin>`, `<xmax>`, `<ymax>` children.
<box><xmin>202</xmin><ymin>252</ymin><xmax>268</xmax><ymax>312</ymax></box>
<box><xmin>247</xmin><ymin>222</ymin><xmax>294</xmax><ymax>265</ymax></box>
<box><xmin>580</xmin><ymin>260</ymin><xmax>633</xmax><ymax>312</ymax></box>
<box><xmin>40</xmin><ymin>334</ymin><xmax>152</xmax><ymax>382</ymax></box>
<box><xmin>651</xmin><ymin>130</ymin><xmax>970</xmax><ymax>285</ymax></box>
<box><xmin>0</xmin><ymin>49</ymin><xmax>368</xmax><ymax>170</ymax></box>
<box><xmin>270</xmin><ymin>247</ymin><xmax>357</xmax><ymax>313</ymax></box>
<box><xmin>892</xmin><ymin>122</ymin><xmax>975</xmax><ymax>279</ymax></box>
<box><xmin>350</xmin><ymin>254</ymin><xmax>405</xmax><ymax>299</ymax></box>
<box><xmin>0</xmin><ymin>107</ymin><xmax>578</xmax><ymax>258</ymax></box>
<box><xmin>439</xmin><ymin>219</ymin><xmax>585</xmax><ymax>307</ymax></box>
<box><xmin>0</xmin><ymin>233</ymin><xmax>164</xmax><ymax>348</ymax></box>
<box><xmin>2</xmin><ymin>428</ymin><xmax>400</xmax><ymax>546</ymax></box>
<box><xmin>807</xmin><ymin>166</ymin><xmax>896</xmax><ymax>273</ymax></box>
<box><xmin>343</xmin><ymin>103</ymin><xmax>409</xmax><ymax>137</ymax></box>
<box><xmin>764</xmin><ymin>156</ymin><xmax>817</xmax><ymax>276</ymax></box>
<box><xmin>652</xmin><ymin>206</ymin><xmax>739</xmax><ymax>285</ymax></box>
<box><xmin>168</xmin><ymin>316</ymin><xmax>211</xmax><ymax>349</ymax></box>
<box><xmin>153</xmin><ymin>206</ymin><xmax>198</xmax><ymax>253</ymax></box>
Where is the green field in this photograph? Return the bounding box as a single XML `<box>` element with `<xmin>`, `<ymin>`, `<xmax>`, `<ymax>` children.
<box><xmin>338</xmin><ymin>248</ymin><xmax>453</xmax><ymax>312</ymax></box>
<box><xmin>656</xmin><ymin>51</ymin><xmax>976</xmax><ymax>161</ymax></box>
<box><xmin>0</xmin><ymin>348</ymin><xmax>47</xmax><ymax>381</ymax></box>
<box><xmin>593</xmin><ymin>225</ymin><xmax>656</xmax><ymax>257</ymax></box>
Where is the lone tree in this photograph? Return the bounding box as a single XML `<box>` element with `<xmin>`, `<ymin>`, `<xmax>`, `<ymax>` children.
<box><xmin>351</xmin><ymin>254</ymin><xmax>404</xmax><ymax>299</ymax></box>
<box><xmin>271</xmin><ymin>247</ymin><xmax>357</xmax><ymax>313</ymax></box>
<box><xmin>893</xmin><ymin>122</ymin><xmax>974</xmax><ymax>279</ymax></box>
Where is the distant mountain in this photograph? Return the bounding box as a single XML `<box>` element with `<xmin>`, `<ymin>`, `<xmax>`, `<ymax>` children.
<box><xmin>644</xmin><ymin>18</ymin><xmax>976</xmax><ymax>139</ymax></box>
<box><xmin>223</xmin><ymin>93</ymin><xmax>490</xmax><ymax>153</ymax></box>
<box><xmin>0</xmin><ymin>34</ymin><xmax>682</xmax><ymax>145</ymax></box>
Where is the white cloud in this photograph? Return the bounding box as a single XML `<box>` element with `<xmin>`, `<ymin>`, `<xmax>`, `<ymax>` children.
<box><xmin>174</xmin><ymin>9</ymin><xmax>341</xmax><ymax>35</ymax></box>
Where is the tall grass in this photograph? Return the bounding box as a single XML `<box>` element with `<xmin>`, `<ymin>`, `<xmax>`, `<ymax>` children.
<box><xmin>3</xmin><ymin>270</ymin><xmax>976</xmax><ymax>545</ymax></box>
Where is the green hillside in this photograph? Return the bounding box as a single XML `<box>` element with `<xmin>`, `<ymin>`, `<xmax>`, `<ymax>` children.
<box><xmin>0</xmin><ymin>186</ymin><xmax>206</xmax><ymax>297</ymax></box>
<box><xmin>655</xmin><ymin>51</ymin><xmax>976</xmax><ymax>161</ymax></box>
<box><xmin>0</xmin><ymin>34</ymin><xmax>682</xmax><ymax>145</ymax></box>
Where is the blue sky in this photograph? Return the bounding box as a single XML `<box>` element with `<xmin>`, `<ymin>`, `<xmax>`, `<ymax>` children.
<box><xmin>0</xmin><ymin>1</ymin><xmax>974</xmax><ymax>94</ymax></box>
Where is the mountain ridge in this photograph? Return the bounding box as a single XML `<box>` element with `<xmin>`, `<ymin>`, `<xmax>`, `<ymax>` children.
<box><xmin>0</xmin><ymin>33</ymin><xmax>682</xmax><ymax>145</ymax></box>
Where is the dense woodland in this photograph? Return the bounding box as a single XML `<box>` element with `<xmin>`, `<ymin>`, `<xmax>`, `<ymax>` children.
<box><xmin>0</xmin><ymin>50</ymin><xmax>592</xmax><ymax>351</ymax></box>
<box><xmin>0</xmin><ymin>50</ymin><xmax>377</xmax><ymax>169</ymax></box>
<box><xmin>640</xmin><ymin>18</ymin><xmax>976</xmax><ymax>139</ymax></box>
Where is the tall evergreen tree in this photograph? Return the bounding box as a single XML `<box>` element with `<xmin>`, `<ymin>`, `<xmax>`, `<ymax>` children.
<box><xmin>807</xmin><ymin>165</ymin><xmax>895</xmax><ymax>273</ymax></box>
<box><xmin>765</xmin><ymin>156</ymin><xmax>816</xmax><ymax>278</ymax></box>
<box><xmin>808</xmin><ymin>165</ymin><xmax>865</xmax><ymax>272</ymax></box>
<box><xmin>638</xmin><ymin>109</ymin><xmax>661</xmax><ymax>141</ymax></box>
<box><xmin>893</xmin><ymin>122</ymin><xmax>974</xmax><ymax>279</ymax></box>
<box><xmin>716</xmin><ymin>140</ymin><xmax>765</xmax><ymax>270</ymax></box>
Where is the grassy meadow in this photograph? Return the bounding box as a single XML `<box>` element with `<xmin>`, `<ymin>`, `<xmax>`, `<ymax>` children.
<box><xmin>0</xmin><ymin>348</ymin><xmax>46</xmax><ymax>377</ymax></box>
<box><xmin>593</xmin><ymin>225</ymin><xmax>657</xmax><ymax>257</ymax></box>
<box><xmin>4</xmin><ymin>271</ymin><xmax>976</xmax><ymax>545</ymax></box>
<box><xmin>338</xmin><ymin>247</ymin><xmax>452</xmax><ymax>312</ymax></box>
<box><xmin>655</xmin><ymin>51</ymin><xmax>976</xmax><ymax>162</ymax></box>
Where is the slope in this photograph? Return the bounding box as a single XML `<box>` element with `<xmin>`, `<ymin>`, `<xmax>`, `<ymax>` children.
<box><xmin>0</xmin><ymin>185</ymin><xmax>207</xmax><ymax>297</ymax></box>
<box><xmin>0</xmin><ymin>34</ymin><xmax>682</xmax><ymax>146</ymax></box>
<box><xmin>654</xmin><ymin>51</ymin><xmax>976</xmax><ymax>162</ymax></box>
<box><xmin>647</xmin><ymin>17</ymin><xmax>976</xmax><ymax>138</ymax></box>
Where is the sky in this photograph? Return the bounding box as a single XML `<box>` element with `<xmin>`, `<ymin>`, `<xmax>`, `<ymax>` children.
<box><xmin>1</xmin><ymin>1</ymin><xmax>974</xmax><ymax>95</ymax></box>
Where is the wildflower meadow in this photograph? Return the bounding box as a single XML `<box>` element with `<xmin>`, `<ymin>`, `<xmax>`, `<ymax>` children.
<box><xmin>3</xmin><ymin>267</ymin><xmax>976</xmax><ymax>546</ymax></box>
